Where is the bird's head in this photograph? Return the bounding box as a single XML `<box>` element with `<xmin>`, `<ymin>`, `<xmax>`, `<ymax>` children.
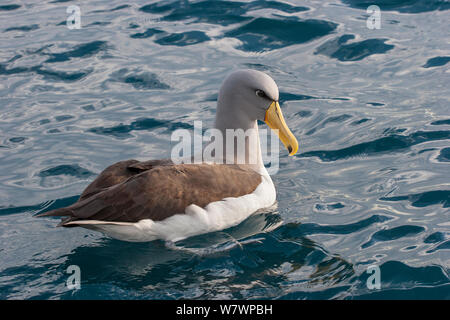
<box><xmin>217</xmin><ymin>69</ymin><xmax>298</xmax><ymax>156</ymax></box>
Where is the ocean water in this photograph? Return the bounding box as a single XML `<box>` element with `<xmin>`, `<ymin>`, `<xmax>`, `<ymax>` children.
<box><xmin>0</xmin><ymin>0</ymin><xmax>449</xmax><ymax>300</ymax></box>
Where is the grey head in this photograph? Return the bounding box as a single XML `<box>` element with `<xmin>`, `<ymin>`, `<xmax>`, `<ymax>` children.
<box><xmin>216</xmin><ymin>69</ymin><xmax>280</xmax><ymax>127</ymax></box>
<box><xmin>215</xmin><ymin>69</ymin><xmax>298</xmax><ymax>157</ymax></box>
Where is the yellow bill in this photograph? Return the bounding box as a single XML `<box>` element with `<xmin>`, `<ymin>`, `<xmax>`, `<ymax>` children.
<box><xmin>264</xmin><ymin>101</ymin><xmax>298</xmax><ymax>156</ymax></box>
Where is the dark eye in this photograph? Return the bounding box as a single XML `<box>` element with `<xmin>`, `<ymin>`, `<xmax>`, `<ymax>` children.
<box><xmin>255</xmin><ymin>90</ymin><xmax>267</xmax><ymax>98</ymax></box>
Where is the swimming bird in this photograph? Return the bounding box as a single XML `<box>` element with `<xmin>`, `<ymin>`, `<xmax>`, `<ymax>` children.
<box><xmin>37</xmin><ymin>69</ymin><xmax>298</xmax><ymax>242</ymax></box>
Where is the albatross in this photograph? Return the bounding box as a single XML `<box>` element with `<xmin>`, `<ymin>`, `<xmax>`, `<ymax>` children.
<box><xmin>38</xmin><ymin>69</ymin><xmax>299</xmax><ymax>242</ymax></box>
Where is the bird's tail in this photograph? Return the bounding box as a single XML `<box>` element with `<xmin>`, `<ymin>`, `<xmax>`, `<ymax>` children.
<box><xmin>36</xmin><ymin>208</ymin><xmax>79</xmax><ymax>227</ymax></box>
<box><xmin>35</xmin><ymin>207</ymin><xmax>73</xmax><ymax>218</ymax></box>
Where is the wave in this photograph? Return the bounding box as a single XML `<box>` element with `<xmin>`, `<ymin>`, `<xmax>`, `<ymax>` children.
<box><xmin>315</xmin><ymin>34</ymin><xmax>394</xmax><ymax>61</ymax></box>
<box><xmin>301</xmin><ymin>130</ymin><xmax>450</xmax><ymax>161</ymax></box>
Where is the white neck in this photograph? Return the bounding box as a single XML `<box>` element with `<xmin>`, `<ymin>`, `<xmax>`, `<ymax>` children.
<box><xmin>213</xmin><ymin>102</ymin><xmax>266</xmax><ymax>174</ymax></box>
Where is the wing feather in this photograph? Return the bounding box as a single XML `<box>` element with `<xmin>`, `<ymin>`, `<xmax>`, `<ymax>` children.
<box><xmin>38</xmin><ymin>163</ymin><xmax>262</xmax><ymax>226</ymax></box>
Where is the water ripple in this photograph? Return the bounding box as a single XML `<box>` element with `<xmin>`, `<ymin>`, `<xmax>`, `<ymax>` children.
<box><xmin>130</xmin><ymin>28</ymin><xmax>163</xmax><ymax>39</ymax></box>
<box><xmin>341</xmin><ymin>0</ymin><xmax>450</xmax><ymax>14</ymax></box>
<box><xmin>38</xmin><ymin>165</ymin><xmax>95</xmax><ymax>179</ymax></box>
<box><xmin>315</xmin><ymin>35</ymin><xmax>394</xmax><ymax>62</ymax></box>
<box><xmin>139</xmin><ymin>0</ymin><xmax>309</xmax><ymax>27</ymax></box>
<box><xmin>423</xmin><ymin>56</ymin><xmax>450</xmax><ymax>68</ymax></box>
<box><xmin>0</xmin><ymin>4</ymin><xmax>21</xmax><ymax>11</ymax></box>
<box><xmin>0</xmin><ymin>64</ymin><xmax>91</xmax><ymax>82</ymax></box>
<box><xmin>380</xmin><ymin>190</ymin><xmax>450</xmax><ymax>208</ymax></box>
<box><xmin>108</xmin><ymin>68</ymin><xmax>170</xmax><ymax>90</ymax></box>
<box><xmin>278</xmin><ymin>215</ymin><xmax>391</xmax><ymax>237</ymax></box>
<box><xmin>4</xmin><ymin>24</ymin><xmax>39</xmax><ymax>32</ymax></box>
<box><xmin>301</xmin><ymin>130</ymin><xmax>450</xmax><ymax>161</ymax></box>
<box><xmin>155</xmin><ymin>31</ymin><xmax>210</xmax><ymax>47</ymax></box>
<box><xmin>88</xmin><ymin>117</ymin><xmax>192</xmax><ymax>139</ymax></box>
<box><xmin>44</xmin><ymin>41</ymin><xmax>109</xmax><ymax>63</ymax></box>
<box><xmin>362</xmin><ymin>225</ymin><xmax>426</xmax><ymax>248</ymax></box>
<box><xmin>225</xmin><ymin>17</ymin><xmax>337</xmax><ymax>52</ymax></box>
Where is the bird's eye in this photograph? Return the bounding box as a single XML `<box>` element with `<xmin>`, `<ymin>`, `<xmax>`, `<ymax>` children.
<box><xmin>255</xmin><ymin>90</ymin><xmax>267</xmax><ymax>98</ymax></box>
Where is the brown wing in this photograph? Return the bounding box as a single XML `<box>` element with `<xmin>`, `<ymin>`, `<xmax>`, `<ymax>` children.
<box><xmin>79</xmin><ymin>159</ymin><xmax>173</xmax><ymax>200</ymax></box>
<box><xmin>39</xmin><ymin>163</ymin><xmax>262</xmax><ymax>226</ymax></box>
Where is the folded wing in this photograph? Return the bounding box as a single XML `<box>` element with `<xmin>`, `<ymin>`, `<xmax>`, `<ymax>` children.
<box><xmin>38</xmin><ymin>161</ymin><xmax>262</xmax><ymax>226</ymax></box>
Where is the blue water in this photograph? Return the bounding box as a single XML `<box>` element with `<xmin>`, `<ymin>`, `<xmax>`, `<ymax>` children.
<box><xmin>0</xmin><ymin>0</ymin><xmax>449</xmax><ymax>300</ymax></box>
